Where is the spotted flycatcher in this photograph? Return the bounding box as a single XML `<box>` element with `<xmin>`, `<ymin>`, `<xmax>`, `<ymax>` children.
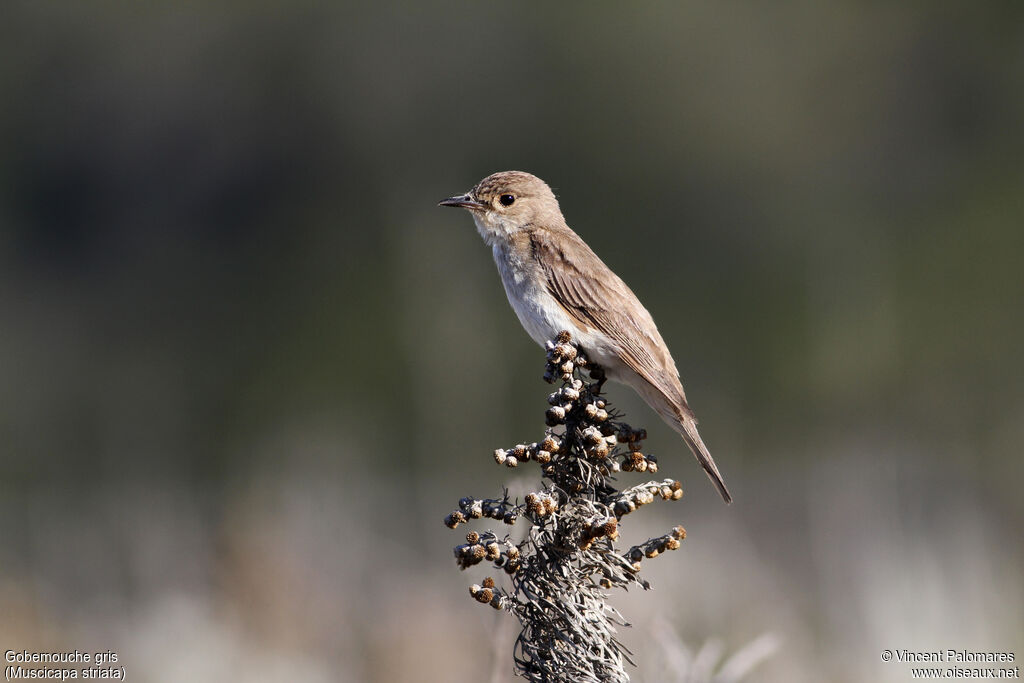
<box><xmin>439</xmin><ymin>171</ymin><xmax>732</xmax><ymax>503</ymax></box>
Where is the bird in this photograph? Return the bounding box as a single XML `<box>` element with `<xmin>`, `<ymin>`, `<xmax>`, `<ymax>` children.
<box><xmin>439</xmin><ymin>171</ymin><xmax>732</xmax><ymax>503</ymax></box>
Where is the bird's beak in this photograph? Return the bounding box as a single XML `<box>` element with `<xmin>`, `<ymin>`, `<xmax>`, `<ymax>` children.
<box><xmin>438</xmin><ymin>194</ymin><xmax>486</xmax><ymax>210</ymax></box>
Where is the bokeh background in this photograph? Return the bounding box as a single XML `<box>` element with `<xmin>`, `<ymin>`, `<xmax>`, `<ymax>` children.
<box><xmin>2</xmin><ymin>3</ymin><xmax>1022</xmax><ymax>681</ymax></box>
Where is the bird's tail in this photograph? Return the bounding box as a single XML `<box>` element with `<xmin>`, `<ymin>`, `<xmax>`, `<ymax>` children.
<box><xmin>670</xmin><ymin>411</ymin><xmax>733</xmax><ymax>504</ymax></box>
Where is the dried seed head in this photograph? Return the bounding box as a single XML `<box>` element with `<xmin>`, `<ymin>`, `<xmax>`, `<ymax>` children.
<box><xmin>505</xmin><ymin>456</ymin><xmax>518</xmax><ymax>467</ymax></box>
<box><xmin>601</xmin><ymin>518</ymin><xmax>618</xmax><ymax>538</ymax></box>
<box><xmin>535</xmin><ymin>450</ymin><xmax>551</xmax><ymax>464</ymax></box>
<box><xmin>526</xmin><ymin>495</ymin><xmax>543</xmax><ymax>517</ymax></box>
<box><xmin>672</xmin><ymin>526</ymin><xmax>687</xmax><ymax>540</ymax></box>
<box><xmin>486</xmin><ymin>543</ymin><xmax>501</xmax><ymax>560</ymax></box>
<box><xmin>545</xmin><ymin>406</ymin><xmax>566</xmax><ymax>425</ymax></box>
<box><xmin>445</xmin><ymin>511</ymin><xmax>467</xmax><ymax>528</ymax></box>
<box><xmin>666</xmin><ymin>538</ymin><xmax>681</xmax><ymax>551</ymax></box>
<box><xmin>466</xmin><ymin>531</ymin><xmax>480</xmax><ymax>544</ymax></box>
<box><xmin>482</xmin><ymin>576</ymin><xmax>495</xmax><ymax>589</ymax></box>
<box><xmin>456</xmin><ymin>544</ymin><xmax>487</xmax><ymax>569</ymax></box>
<box><xmin>476</xmin><ymin>587</ymin><xmax>494</xmax><ymax>603</ymax></box>
<box><xmin>555</xmin><ymin>344</ymin><xmax>577</xmax><ymax>361</ymax></box>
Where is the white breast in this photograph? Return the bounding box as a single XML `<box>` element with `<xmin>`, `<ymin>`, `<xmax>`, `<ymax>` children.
<box><xmin>492</xmin><ymin>244</ymin><xmax>582</xmax><ymax>347</ymax></box>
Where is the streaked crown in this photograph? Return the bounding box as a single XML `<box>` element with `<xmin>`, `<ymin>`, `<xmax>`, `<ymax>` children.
<box><xmin>470</xmin><ymin>171</ymin><xmax>558</xmax><ymax>211</ymax></box>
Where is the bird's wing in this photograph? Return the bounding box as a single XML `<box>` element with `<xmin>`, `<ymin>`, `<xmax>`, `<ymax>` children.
<box><xmin>529</xmin><ymin>229</ymin><xmax>688</xmax><ymax>409</ymax></box>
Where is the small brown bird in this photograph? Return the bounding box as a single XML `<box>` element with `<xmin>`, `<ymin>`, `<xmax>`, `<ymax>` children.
<box><xmin>440</xmin><ymin>171</ymin><xmax>732</xmax><ymax>503</ymax></box>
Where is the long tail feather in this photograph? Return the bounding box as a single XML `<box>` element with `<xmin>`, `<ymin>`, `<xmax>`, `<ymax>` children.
<box><xmin>671</xmin><ymin>413</ymin><xmax>733</xmax><ymax>504</ymax></box>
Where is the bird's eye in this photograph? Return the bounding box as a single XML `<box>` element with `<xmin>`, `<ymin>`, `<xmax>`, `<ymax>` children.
<box><xmin>499</xmin><ymin>194</ymin><xmax>515</xmax><ymax>206</ymax></box>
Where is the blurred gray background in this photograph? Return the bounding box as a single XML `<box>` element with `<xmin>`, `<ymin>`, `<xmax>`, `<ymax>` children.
<box><xmin>2</xmin><ymin>3</ymin><xmax>1022</xmax><ymax>682</ymax></box>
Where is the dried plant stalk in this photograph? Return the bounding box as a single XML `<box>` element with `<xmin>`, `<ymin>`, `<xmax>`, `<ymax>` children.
<box><xmin>445</xmin><ymin>332</ymin><xmax>687</xmax><ymax>682</ymax></box>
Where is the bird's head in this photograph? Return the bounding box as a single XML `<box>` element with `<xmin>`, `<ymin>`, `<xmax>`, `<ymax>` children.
<box><xmin>439</xmin><ymin>171</ymin><xmax>563</xmax><ymax>245</ymax></box>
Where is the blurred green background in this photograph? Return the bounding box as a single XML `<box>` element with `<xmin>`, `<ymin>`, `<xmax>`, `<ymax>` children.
<box><xmin>2</xmin><ymin>3</ymin><xmax>1022</xmax><ymax>681</ymax></box>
